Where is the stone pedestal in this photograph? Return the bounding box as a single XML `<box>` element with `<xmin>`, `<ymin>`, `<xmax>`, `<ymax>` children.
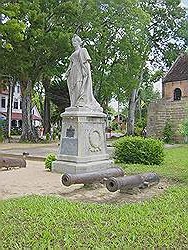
<box><xmin>52</xmin><ymin>107</ymin><xmax>112</xmax><ymax>174</ymax></box>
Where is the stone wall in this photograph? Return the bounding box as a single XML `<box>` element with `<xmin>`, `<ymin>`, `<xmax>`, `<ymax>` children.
<box><xmin>147</xmin><ymin>98</ymin><xmax>188</xmax><ymax>142</ymax></box>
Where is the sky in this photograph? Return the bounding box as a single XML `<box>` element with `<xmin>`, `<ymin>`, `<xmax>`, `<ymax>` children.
<box><xmin>181</xmin><ymin>0</ymin><xmax>188</xmax><ymax>9</ymax></box>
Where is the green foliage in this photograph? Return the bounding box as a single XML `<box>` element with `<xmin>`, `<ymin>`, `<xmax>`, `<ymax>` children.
<box><xmin>111</xmin><ymin>121</ymin><xmax>119</xmax><ymax>131</ymax></box>
<box><xmin>1</xmin><ymin>0</ymin><xmax>187</xmax><ymax>140</ymax></box>
<box><xmin>135</xmin><ymin>118</ymin><xmax>147</xmax><ymax>136</ymax></box>
<box><xmin>179</xmin><ymin>118</ymin><xmax>188</xmax><ymax>136</ymax></box>
<box><xmin>162</xmin><ymin>120</ymin><xmax>175</xmax><ymax>143</ymax></box>
<box><xmin>140</xmin><ymin>0</ymin><xmax>187</xmax><ymax>68</ymax></box>
<box><xmin>0</xmin><ymin>120</ymin><xmax>6</xmax><ymax>142</ymax></box>
<box><xmin>78</xmin><ymin>0</ymin><xmax>150</xmax><ymax>105</ymax></box>
<box><xmin>114</xmin><ymin>136</ymin><xmax>164</xmax><ymax>165</ymax></box>
<box><xmin>0</xmin><ymin>127</ymin><xmax>4</xmax><ymax>142</ymax></box>
<box><xmin>0</xmin><ymin>0</ymin><xmax>79</xmax><ymax>141</ymax></box>
<box><xmin>11</xmin><ymin>128</ymin><xmax>22</xmax><ymax>136</ymax></box>
<box><xmin>44</xmin><ymin>153</ymin><xmax>56</xmax><ymax>171</ymax></box>
<box><xmin>179</xmin><ymin>118</ymin><xmax>188</xmax><ymax>144</ymax></box>
<box><xmin>52</xmin><ymin>132</ymin><xmax>56</xmax><ymax>141</ymax></box>
<box><xmin>45</xmin><ymin>133</ymin><xmax>50</xmax><ymax>141</ymax></box>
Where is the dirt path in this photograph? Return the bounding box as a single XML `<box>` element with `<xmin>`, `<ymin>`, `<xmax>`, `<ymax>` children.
<box><xmin>0</xmin><ymin>160</ymin><xmax>170</xmax><ymax>204</ymax></box>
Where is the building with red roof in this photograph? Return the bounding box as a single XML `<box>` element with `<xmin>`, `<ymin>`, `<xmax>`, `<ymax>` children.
<box><xmin>147</xmin><ymin>52</ymin><xmax>188</xmax><ymax>142</ymax></box>
<box><xmin>0</xmin><ymin>83</ymin><xmax>42</xmax><ymax>128</ymax></box>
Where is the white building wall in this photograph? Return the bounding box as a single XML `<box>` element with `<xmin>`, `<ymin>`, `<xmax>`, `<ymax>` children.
<box><xmin>12</xmin><ymin>83</ymin><xmax>22</xmax><ymax>114</ymax></box>
<box><xmin>0</xmin><ymin>83</ymin><xmax>42</xmax><ymax>127</ymax></box>
<box><xmin>0</xmin><ymin>83</ymin><xmax>22</xmax><ymax>114</ymax></box>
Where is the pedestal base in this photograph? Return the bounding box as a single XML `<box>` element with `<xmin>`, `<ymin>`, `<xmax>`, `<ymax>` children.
<box><xmin>52</xmin><ymin>107</ymin><xmax>112</xmax><ymax>174</ymax></box>
<box><xmin>52</xmin><ymin>159</ymin><xmax>112</xmax><ymax>174</ymax></box>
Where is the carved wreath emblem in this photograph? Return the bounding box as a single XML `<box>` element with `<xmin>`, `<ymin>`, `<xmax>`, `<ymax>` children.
<box><xmin>89</xmin><ymin>130</ymin><xmax>102</xmax><ymax>152</ymax></box>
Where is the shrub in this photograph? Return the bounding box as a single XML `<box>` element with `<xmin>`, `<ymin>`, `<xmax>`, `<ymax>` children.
<box><xmin>11</xmin><ymin>127</ymin><xmax>22</xmax><ymax>135</ymax></box>
<box><xmin>162</xmin><ymin>120</ymin><xmax>174</xmax><ymax>143</ymax></box>
<box><xmin>52</xmin><ymin>132</ymin><xmax>56</xmax><ymax>141</ymax></box>
<box><xmin>179</xmin><ymin>119</ymin><xmax>188</xmax><ymax>136</ymax></box>
<box><xmin>179</xmin><ymin>118</ymin><xmax>188</xmax><ymax>144</ymax></box>
<box><xmin>114</xmin><ymin>136</ymin><xmax>164</xmax><ymax>165</ymax></box>
<box><xmin>45</xmin><ymin>153</ymin><xmax>57</xmax><ymax>171</ymax></box>
<box><xmin>45</xmin><ymin>132</ymin><xmax>50</xmax><ymax>141</ymax></box>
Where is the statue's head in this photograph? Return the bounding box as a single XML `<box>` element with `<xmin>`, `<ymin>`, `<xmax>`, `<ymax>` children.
<box><xmin>72</xmin><ymin>34</ymin><xmax>82</xmax><ymax>47</ymax></box>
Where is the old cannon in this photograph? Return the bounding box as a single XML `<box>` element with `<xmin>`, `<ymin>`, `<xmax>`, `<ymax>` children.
<box><xmin>0</xmin><ymin>157</ymin><xmax>26</xmax><ymax>170</ymax></box>
<box><xmin>62</xmin><ymin>167</ymin><xmax>124</xmax><ymax>186</ymax></box>
<box><xmin>106</xmin><ymin>172</ymin><xmax>160</xmax><ymax>193</ymax></box>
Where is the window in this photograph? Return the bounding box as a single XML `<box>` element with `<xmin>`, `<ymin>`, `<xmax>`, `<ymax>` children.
<box><xmin>1</xmin><ymin>97</ymin><xmax>6</xmax><ymax>108</ymax></box>
<box><xmin>20</xmin><ymin>101</ymin><xmax>22</xmax><ymax>109</ymax></box>
<box><xmin>11</xmin><ymin>120</ymin><xmax>17</xmax><ymax>127</ymax></box>
<box><xmin>13</xmin><ymin>99</ymin><xmax>18</xmax><ymax>109</ymax></box>
<box><xmin>17</xmin><ymin>85</ymin><xmax>20</xmax><ymax>93</ymax></box>
<box><xmin>18</xmin><ymin>120</ymin><xmax>22</xmax><ymax>128</ymax></box>
<box><xmin>174</xmin><ymin>88</ymin><xmax>182</xmax><ymax>101</ymax></box>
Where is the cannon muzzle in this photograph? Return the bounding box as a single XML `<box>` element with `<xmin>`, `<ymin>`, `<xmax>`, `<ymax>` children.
<box><xmin>106</xmin><ymin>173</ymin><xmax>160</xmax><ymax>192</ymax></box>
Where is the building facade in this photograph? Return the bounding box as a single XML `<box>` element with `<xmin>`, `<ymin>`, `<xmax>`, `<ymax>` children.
<box><xmin>147</xmin><ymin>53</ymin><xmax>188</xmax><ymax>142</ymax></box>
<box><xmin>0</xmin><ymin>83</ymin><xmax>42</xmax><ymax>128</ymax></box>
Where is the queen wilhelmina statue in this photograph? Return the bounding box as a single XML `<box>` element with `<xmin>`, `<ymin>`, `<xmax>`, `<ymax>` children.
<box><xmin>52</xmin><ymin>35</ymin><xmax>111</xmax><ymax>174</ymax></box>
<box><xmin>65</xmin><ymin>34</ymin><xmax>102</xmax><ymax>112</ymax></box>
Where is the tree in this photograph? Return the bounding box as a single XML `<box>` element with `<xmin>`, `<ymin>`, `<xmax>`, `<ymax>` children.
<box><xmin>71</xmin><ymin>0</ymin><xmax>150</xmax><ymax>111</ymax></box>
<box><xmin>0</xmin><ymin>0</ymin><xmax>80</xmax><ymax>141</ymax></box>
<box><xmin>126</xmin><ymin>0</ymin><xmax>187</xmax><ymax>135</ymax></box>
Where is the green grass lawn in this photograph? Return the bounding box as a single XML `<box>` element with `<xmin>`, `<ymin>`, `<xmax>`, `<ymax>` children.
<box><xmin>1</xmin><ymin>145</ymin><xmax>188</xmax><ymax>249</ymax></box>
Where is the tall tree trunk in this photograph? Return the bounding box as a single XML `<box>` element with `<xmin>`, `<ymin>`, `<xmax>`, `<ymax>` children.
<box><xmin>127</xmin><ymin>89</ymin><xmax>138</xmax><ymax>135</ymax></box>
<box><xmin>43</xmin><ymin>77</ymin><xmax>51</xmax><ymax>135</ymax></box>
<box><xmin>127</xmin><ymin>64</ymin><xmax>145</xmax><ymax>135</ymax></box>
<box><xmin>137</xmin><ymin>96</ymin><xmax>142</xmax><ymax>121</ymax></box>
<box><xmin>20</xmin><ymin>80</ymin><xmax>38</xmax><ymax>142</ymax></box>
<box><xmin>5</xmin><ymin>80</ymin><xmax>15</xmax><ymax>139</ymax></box>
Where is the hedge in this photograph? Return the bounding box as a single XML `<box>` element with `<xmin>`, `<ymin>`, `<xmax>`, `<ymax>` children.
<box><xmin>113</xmin><ymin>136</ymin><xmax>164</xmax><ymax>165</ymax></box>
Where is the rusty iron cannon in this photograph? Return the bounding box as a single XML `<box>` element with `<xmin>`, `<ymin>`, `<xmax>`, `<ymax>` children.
<box><xmin>0</xmin><ymin>157</ymin><xmax>26</xmax><ymax>170</ymax></box>
<box><xmin>62</xmin><ymin>167</ymin><xmax>124</xmax><ymax>186</ymax></box>
<box><xmin>106</xmin><ymin>172</ymin><xmax>160</xmax><ymax>193</ymax></box>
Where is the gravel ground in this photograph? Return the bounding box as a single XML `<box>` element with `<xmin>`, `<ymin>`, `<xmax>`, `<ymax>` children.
<box><xmin>0</xmin><ymin>160</ymin><xmax>169</xmax><ymax>203</ymax></box>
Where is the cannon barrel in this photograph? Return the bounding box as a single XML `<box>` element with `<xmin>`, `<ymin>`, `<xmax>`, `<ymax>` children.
<box><xmin>0</xmin><ymin>157</ymin><xmax>26</xmax><ymax>169</ymax></box>
<box><xmin>62</xmin><ymin>167</ymin><xmax>124</xmax><ymax>186</ymax></box>
<box><xmin>106</xmin><ymin>173</ymin><xmax>160</xmax><ymax>192</ymax></box>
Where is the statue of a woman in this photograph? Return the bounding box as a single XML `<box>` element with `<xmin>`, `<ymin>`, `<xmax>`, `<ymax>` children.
<box><xmin>65</xmin><ymin>35</ymin><xmax>103</xmax><ymax>112</ymax></box>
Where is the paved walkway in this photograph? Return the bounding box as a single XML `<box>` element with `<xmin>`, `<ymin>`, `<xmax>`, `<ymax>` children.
<box><xmin>0</xmin><ymin>160</ymin><xmax>83</xmax><ymax>200</ymax></box>
<box><xmin>0</xmin><ymin>142</ymin><xmax>114</xmax><ymax>160</ymax></box>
